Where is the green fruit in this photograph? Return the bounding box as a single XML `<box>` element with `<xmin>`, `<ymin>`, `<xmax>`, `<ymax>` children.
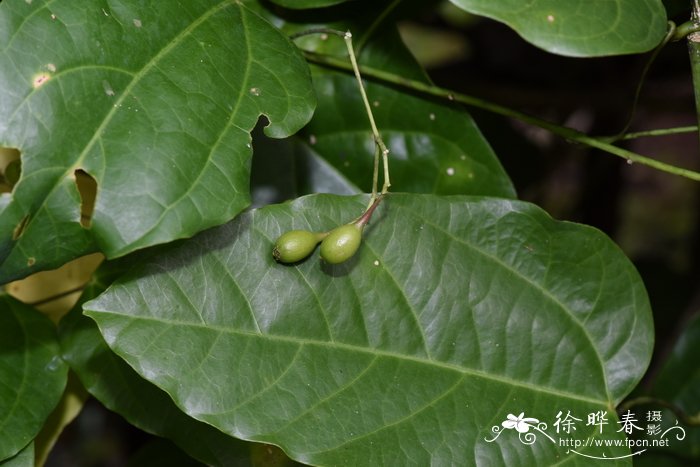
<box><xmin>273</xmin><ymin>230</ymin><xmax>324</xmax><ymax>263</ymax></box>
<box><xmin>320</xmin><ymin>223</ymin><xmax>363</xmax><ymax>264</ymax></box>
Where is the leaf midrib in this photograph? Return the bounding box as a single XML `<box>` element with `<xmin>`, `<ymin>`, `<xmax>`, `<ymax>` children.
<box><xmin>86</xmin><ymin>309</ymin><xmax>608</xmax><ymax>406</ymax></box>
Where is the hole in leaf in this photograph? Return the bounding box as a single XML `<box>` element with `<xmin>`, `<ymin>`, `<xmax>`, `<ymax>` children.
<box><xmin>32</xmin><ymin>72</ymin><xmax>51</xmax><ymax>88</ymax></box>
<box><xmin>1</xmin><ymin>147</ymin><xmax>21</xmax><ymax>192</ymax></box>
<box><xmin>12</xmin><ymin>215</ymin><xmax>30</xmax><ymax>240</ymax></box>
<box><xmin>74</xmin><ymin>169</ymin><xmax>97</xmax><ymax>228</ymax></box>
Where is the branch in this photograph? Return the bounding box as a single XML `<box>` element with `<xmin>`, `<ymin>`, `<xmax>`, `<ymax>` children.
<box><xmin>617</xmin><ymin>126</ymin><xmax>698</xmax><ymax>140</ymax></box>
<box><xmin>302</xmin><ymin>50</ymin><xmax>700</xmax><ymax>182</ymax></box>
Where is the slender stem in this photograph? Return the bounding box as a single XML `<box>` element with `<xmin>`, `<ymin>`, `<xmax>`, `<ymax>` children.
<box><xmin>291</xmin><ymin>29</ymin><xmax>392</xmax><ymax>202</ymax></box>
<box><xmin>371</xmin><ymin>145</ymin><xmax>380</xmax><ymax>200</ymax></box>
<box><xmin>343</xmin><ymin>32</ymin><xmax>391</xmax><ymax>199</ymax></box>
<box><xmin>613</xmin><ymin>21</ymin><xmax>676</xmax><ymax>140</ymax></box>
<box><xmin>303</xmin><ymin>50</ymin><xmax>700</xmax><ymax>182</ymax></box>
<box><xmin>619</xmin><ymin>396</ymin><xmax>700</xmax><ymax>426</ymax></box>
<box><xmin>616</xmin><ymin>126</ymin><xmax>699</xmax><ymax>140</ymax></box>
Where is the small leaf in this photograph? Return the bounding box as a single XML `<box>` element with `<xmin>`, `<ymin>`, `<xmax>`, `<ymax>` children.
<box><xmin>0</xmin><ymin>296</ymin><xmax>67</xmax><ymax>462</ymax></box>
<box><xmin>85</xmin><ymin>193</ymin><xmax>652</xmax><ymax>465</ymax></box>
<box><xmin>0</xmin><ymin>0</ymin><xmax>315</xmax><ymax>283</ymax></box>
<box><xmin>449</xmin><ymin>0</ymin><xmax>667</xmax><ymax>57</ymax></box>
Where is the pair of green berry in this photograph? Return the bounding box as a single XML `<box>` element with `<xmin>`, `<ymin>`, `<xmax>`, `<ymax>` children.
<box><xmin>273</xmin><ymin>196</ymin><xmax>382</xmax><ymax>265</ymax></box>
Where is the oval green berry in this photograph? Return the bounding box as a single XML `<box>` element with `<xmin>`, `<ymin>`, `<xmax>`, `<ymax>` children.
<box><xmin>320</xmin><ymin>223</ymin><xmax>363</xmax><ymax>264</ymax></box>
<box><xmin>273</xmin><ymin>230</ymin><xmax>324</xmax><ymax>263</ymax></box>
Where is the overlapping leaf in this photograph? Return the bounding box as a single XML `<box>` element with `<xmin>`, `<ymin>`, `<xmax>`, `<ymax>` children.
<box><xmin>255</xmin><ymin>2</ymin><xmax>516</xmax><ymax>198</ymax></box>
<box><xmin>640</xmin><ymin>314</ymin><xmax>700</xmax><ymax>461</ymax></box>
<box><xmin>449</xmin><ymin>0</ymin><xmax>667</xmax><ymax>56</ymax></box>
<box><xmin>58</xmin><ymin>261</ymin><xmax>254</xmax><ymax>467</ymax></box>
<box><xmin>85</xmin><ymin>194</ymin><xmax>652</xmax><ymax>465</ymax></box>
<box><xmin>299</xmin><ymin>28</ymin><xmax>516</xmax><ymax>198</ymax></box>
<box><xmin>0</xmin><ymin>443</ymin><xmax>33</xmax><ymax>467</ymax></box>
<box><xmin>0</xmin><ymin>0</ymin><xmax>315</xmax><ymax>283</ymax></box>
<box><xmin>267</xmin><ymin>0</ymin><xmax>668</xmax><ymax>56</ymax></box>
<box><xmin>0</xmin><ymin>296</ymin><xmax>67</xmax><ymax>462</ymax></box>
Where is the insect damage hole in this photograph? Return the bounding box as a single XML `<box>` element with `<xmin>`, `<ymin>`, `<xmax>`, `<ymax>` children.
<box><xmin>32</xmin><ymin>72</ymin><xmax>51</xmax><ymax>88</ymax></box>
<box><xmin>73</xmin><ymin>169</ymin><xmax>97</xmax><ymax>228</ymax></box>
<box><xmin>12</xmin><ymin>215</ymin><xmax>30</xmax><ymax>240</ymax></box>
<box><xmin>1</xmin><ymin>147</ymin><xmax>21</xmax><ymax>191</ymax></box>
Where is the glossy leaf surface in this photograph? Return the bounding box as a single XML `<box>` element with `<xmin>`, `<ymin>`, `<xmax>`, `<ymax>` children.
<box><xmin>59</xmin><ymin>262</ymin><xmax>253</xmax><ymax>467</ymax></box>
<box><xmin>0</xmin><ymin>296</ymin><xmax>67</xmax><ymax>461</ymax></box>
<box><xmin>85</xmin><ymin>194</ymin><xmax>652</xmax><ymax>465</ymax></box>
<box><xmin>0</xmin><ymin>443</ymin><xmax>33</xmax><ymax>467</ymax></box>
<box><xmin>300</xmin><ymin>27</ymin><xmax>516</xmax><ymax>198</ymax></box>
<box><xmin>0</xmin><ymin>0</ymin><xmax>314</xmax><ymax>283</ymax></box>
<box><xmin>256</xmin><ymin>1</ymin><xmax>516</xmax><ymax>199</ymax></box>
<box><xmin>449</xmin><ymin>0</ymin><xmax>667</xmax><ymax>56</ymax></box>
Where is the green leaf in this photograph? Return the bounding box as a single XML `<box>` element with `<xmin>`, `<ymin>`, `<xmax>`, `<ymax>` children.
<box><xmin>652</xmin><ymin>315</ymin><xmax>700</xmax><ymax>412</ymax></box>
<box><xmin>58</xmin><ymin>262</ymin><xmax>254</xmax><ymax>467</ymax></box>
<box><xmin>0</xmin><ymin>295</ymin><xmax>67</xmax><ymax>462</ymax></box>
<box><xmin>0</xmin><ymin>443</ymin><xmax>33</xmax><ymax>467</ymax></box>
<box><xmin>642</xmin><ymin>313</ymin><xmax>700</xmax><ymax>461</ymax></box>
<box><xmin>279</xmin><ymin>17</ymin><xmax>516</xmax><ymax>197</ymax></box>
<box><xmin>85</xmin><ymin>193</ymin><xmax>652</xmax><ymax>465</ymax></box>
<box><xmin>0</xmin><ymin>0</ymin><xmax>315</xmax><ymax>283</ymax></box>
<box><xmin>250</xmin><ymin>125</ymin><xmax>359</xmax><ymax>207</ymax></box>
<box><xmin>449</xmin><ymin>0</ymin><xmax>668</xmax><ymax>57</ymax></box>
<box><xmin>302</xmin><ymin>68</ymin><xmax>517</xmax><ymax>197</ymax></box>
<box><xmin>248</xmin><ymin>1</ymin><xmax>515</xmax><ymax>199</ymax></box>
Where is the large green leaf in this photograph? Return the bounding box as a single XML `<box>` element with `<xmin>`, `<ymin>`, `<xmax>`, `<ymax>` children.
<box><xmin>59</xmin><ymin>261</ymin><xmax>254</xmax><ymax>467</ymax></box>
<box><xmin>0</xmin><ymin>295</ymin><xmax>67</xmax><ymax>462</ymax></box>
<box><xmin>85</xmin><ymin>194</ymin><xmax>652</xmax><ymax>465</ymax></box>
<box><xmin>0</xmin><ymin>0</ymin><xmax>315</xmax><ymax>283</ymax></box>
<box><xmin>449</xmin><ymin>0</ymin><xmax>667</xmax><ymax>57</ymax></box>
